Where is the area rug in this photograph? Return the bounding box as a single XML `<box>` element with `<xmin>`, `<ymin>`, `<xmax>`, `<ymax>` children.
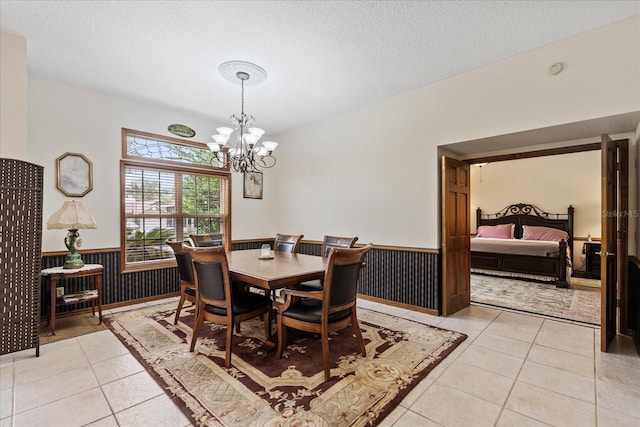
<box><xmin>104</xmin><ymin>302</ymin><xmax>466</xmax><ymax>426</ymax></box>
<box><xmin>471</xmin><ymin>274</ymin><xmax>600</xmax><ymax>325</ymax></box>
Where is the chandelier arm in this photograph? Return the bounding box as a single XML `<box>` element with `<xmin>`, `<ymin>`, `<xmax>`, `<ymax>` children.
<box><xmin>256</xmin><ymin>155</ymin><xmax>276</xmax><ymax>169</ymax></box>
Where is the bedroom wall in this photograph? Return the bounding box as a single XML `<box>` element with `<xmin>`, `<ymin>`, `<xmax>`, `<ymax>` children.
<box><xmin>469</xmin><ymin>150</ymin><xmax>605</xmax><ymax>237</ymax></box>
<box><xmin>267</xmin><ymin>16</ymin><xmax>640</xmax><ymax>249</ymax></box>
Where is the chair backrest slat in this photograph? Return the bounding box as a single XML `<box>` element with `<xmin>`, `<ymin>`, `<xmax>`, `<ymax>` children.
<box><xmin>190</xmin><ymin>234</ymin><xmax>223</xmax><ymax>247</ymax></box>
<box><xmin>274</xmin><ymin>233</ymin><xmax>304</xmax><ymax>253</ymax></box>
<box><xmin>321</xmin><ymin>235</ymin><xmax>358</xmax><ymax>258</ymax></box>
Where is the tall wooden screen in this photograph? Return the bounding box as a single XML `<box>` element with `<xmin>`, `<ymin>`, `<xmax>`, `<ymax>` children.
<box><xmin>1</xmin><ymin>158</ymin><xmax>43</xmax><ymax>356</ymax></box>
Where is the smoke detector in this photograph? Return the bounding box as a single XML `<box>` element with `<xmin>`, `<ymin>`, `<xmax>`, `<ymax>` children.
<box><xmin>549</xmin><ymin>62</ymin><xmax>563</xmax><ymax>75</ymax></box>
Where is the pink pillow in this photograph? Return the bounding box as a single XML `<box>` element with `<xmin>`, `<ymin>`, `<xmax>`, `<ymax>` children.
<box><xmin>476</xmin><ymin>224</ymin><xmax>514</xmax><ymax>239</ymax></box>
<box><xmin>522</xmin><ymin>225</ymin><xmax>569</xmax><ymax>242</ymax></box>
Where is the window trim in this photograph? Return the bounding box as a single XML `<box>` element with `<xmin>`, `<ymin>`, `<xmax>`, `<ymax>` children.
<box><xmin>122</xmin><ymin>128</ymin><xmax>231</xmax><ymax>171</ymax></box>
<box><xmin>120</xmin><ymin>129</ymin><xmax>232</xmax><ymax>273</ymax></box>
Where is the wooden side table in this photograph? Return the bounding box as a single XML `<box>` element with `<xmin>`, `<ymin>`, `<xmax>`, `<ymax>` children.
<box><xmin>41</xmin><ymin>264</ymin><xmax>103</xmax><ymax>335</ymax></box>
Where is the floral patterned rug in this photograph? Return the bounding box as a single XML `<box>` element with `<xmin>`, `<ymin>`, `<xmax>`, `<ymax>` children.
<box><xmin>104</xmin><ymin>303</ymin><xmax>466</xmax><ymax>426</ymax></box>
<box><xmin>471</xmin><ymin>274</ymin><xmax>600</xmax><ymax>325</ymax></box>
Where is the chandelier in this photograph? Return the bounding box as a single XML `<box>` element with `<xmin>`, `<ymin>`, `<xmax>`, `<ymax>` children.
<box><xmin>207</xmin><ymin>61</ymin><xmax>278</xmax><ymax>173</ymax></box>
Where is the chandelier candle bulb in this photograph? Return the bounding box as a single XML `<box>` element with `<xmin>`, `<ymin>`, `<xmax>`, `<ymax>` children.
<box><xmin>248</xmin><ymin>127</ymin><xmax>265</xmax><ymax>137</ymax></box>
<box><xmin>262</xmin><ymin>141</ymin><xmax>278</xmax><ymax>153</ymax></box>
<box><xmin>211</xmin><ymin>134</ymin><xmax>229</xmax><ymax>145</ymax></box>
<box><xmin>217</xmin><ymin>127</ymin><xmax>233</xmax><ymax>136</ymax></box>
<box><xmin>243</xmin><ymin>133</ymin><xmax>260</xmax><ymax>146</ymax></box>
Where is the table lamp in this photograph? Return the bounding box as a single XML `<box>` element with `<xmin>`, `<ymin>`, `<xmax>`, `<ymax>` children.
<box><xmin>47</xmin><ymin>200</ymin><xmax>97</xmax><ymax>269</ymax></box>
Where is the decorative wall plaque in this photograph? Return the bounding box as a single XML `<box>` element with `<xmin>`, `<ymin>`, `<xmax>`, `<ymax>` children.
<box><xmin>168</xmin><ymin>124</ymin><xmax>196</xmax><ymax>138</ymax></box>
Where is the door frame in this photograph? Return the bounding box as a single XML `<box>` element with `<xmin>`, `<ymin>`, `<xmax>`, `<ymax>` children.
<box><xmin>600</xmin><ymin>135</ymin><xmax>629</xmax><ymax>351</ymax></box>
<box><xmin>444</xmin><ymin>140</ymin><xmax>631</xmax><ymax>350</ymax></box>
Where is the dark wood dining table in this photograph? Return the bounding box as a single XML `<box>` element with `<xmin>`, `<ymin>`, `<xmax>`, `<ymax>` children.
<box><xmin>227</xmin><ymin>249</ymin><xmax>327</xmax><ymax>293</ymax></box>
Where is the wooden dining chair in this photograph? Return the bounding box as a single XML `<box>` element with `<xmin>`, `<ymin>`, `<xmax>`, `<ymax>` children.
<box><xmin>190</xmin><ymin>233</ymin><xmax>223</xmax><ymax>247</ymax></box>
<box><xmin>267</xmin><ymin>233</ymin><xmax>304</xmax><ymax>299</ymax></box>
<box><xmin>298</xmin><ymin>235</ymin><xmax>359</xmax><ymax>291</ymax></box>
<box><xmin>274</xmin><ymin>233</ymin><xmax>304</xmax><ymax>253</ymax></box>
<box><xmin>185</xmin><ymin>245</ymin><xmax>272</xmax><ymax>368</ymax></box>
<box><xmin>276</xmin><ymin>244</ymin><xmax>372</xmax><ymax>381</ymax></box>
<box><xmin>166</xmin><ymin>240</ymin><xmax>196</xmax><ymax>325</ymax></box>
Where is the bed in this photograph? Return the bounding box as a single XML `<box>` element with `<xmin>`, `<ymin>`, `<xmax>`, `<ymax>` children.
<box><xmin>470</xmin><ymin>203</ymin><xmax>574</xmax><ymax>288</ymax></box>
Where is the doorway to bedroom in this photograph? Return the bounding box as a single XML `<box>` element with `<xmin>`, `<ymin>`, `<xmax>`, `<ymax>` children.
<box><xmin>467</xmin><ymin>148</ymin><xmax>602</xmax><ymax>325</ymax></box>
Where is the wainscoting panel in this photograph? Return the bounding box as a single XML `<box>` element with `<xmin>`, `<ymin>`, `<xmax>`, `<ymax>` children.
<box><xmin>295</xmin><ymin>243</ymin><xmax>439</xmax><ymax>312</ymax></box>
<box><xmin>41</xmin><ymin>243</ymin><xmax>440</xmax><ymax>315</ymax></box>
<box><xmin>41</xmin><ymin>251</ymin><xmax>178</xmax><ymax>315</ymax></box>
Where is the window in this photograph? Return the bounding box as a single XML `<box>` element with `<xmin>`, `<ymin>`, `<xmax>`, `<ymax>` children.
<box><xmin>121</xmin><ymin>129</ymin><xmax>230</xmax><ymax>272</ymax></box>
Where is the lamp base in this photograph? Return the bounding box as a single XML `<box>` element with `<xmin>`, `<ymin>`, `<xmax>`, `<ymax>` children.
<box><xmin>63</xmin><ymin>230</ymin><xmax>85</xmax><ymax>269</ymax></box>
<box><xmin>62</xmin><ymin>246</ymin><xmax>84</xmax><ymax>269</ymax></box>
<box><xmin>63</xmin><ymin>262</ymin><xmax>85</xmax><ymax>269</ymax></box>
<box><xmin>63</xmin><ymin>253</ymin><xmax>85</xmax><ymax>269</ymax></box>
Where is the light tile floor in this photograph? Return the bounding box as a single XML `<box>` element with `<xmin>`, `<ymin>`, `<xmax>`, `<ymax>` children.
<box><xmin>1</xmin><ymin>297</ymin><xmax>638</xmax><ymax>427</ymax></box>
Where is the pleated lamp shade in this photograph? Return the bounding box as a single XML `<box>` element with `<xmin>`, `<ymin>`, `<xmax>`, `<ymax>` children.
<box><xmin>47</xmin><ymin>201</ymin><xmax>96</xmax><ymax>230</ymax></box>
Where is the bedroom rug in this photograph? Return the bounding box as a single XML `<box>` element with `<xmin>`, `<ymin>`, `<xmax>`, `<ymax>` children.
<box><xmin>104</xmin><ymin>302</ymin><xmax>466</xmax><ymax>427</ymax></box>
<box><xmin>471</xmin><ymin>274</ymin><xmax>600</xmax><ymax>325</ymax></box>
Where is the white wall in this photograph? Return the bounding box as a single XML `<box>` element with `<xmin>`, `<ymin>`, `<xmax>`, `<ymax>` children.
<box><xmin>19</xmin><ymin>16</ymin><xmax>640</xmax><ymax>254</ymax></box>
<box><xmin>0</xmin><ymin>32</ymin><xmax>28</xmax><ymax>160</ymax></box>
<box><xmin>267</xmin><ymin>16</ymin><xmax>640</xmax><ymax>248</ymax></box>
<box><xmin>27</xmin><ymin>75</ymin><xmax>261</xmax><ymax>252</ymax></box>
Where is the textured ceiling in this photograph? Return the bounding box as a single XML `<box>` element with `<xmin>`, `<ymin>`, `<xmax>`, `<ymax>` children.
<box><xmin>1</xmin><ymin>1</ymin><xmax>639</xmax><ymax>141</ymax></box>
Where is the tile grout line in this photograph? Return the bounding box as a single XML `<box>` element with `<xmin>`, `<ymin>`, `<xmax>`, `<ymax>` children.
<box><xmin>490</xmin><ymin>312</ymin><xmax>544</xmax><ymax>426</ymax></box>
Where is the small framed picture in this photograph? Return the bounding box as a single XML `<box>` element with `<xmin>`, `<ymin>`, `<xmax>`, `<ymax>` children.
<box><xmin>243</xmin><ymin>171</ymin><xmax>263</xmax><ymax>199</ymax></box>
<box><xmin>56</xmin><ymin>152</ymin><xmax>93</xmax><ymax>197</ymax></box>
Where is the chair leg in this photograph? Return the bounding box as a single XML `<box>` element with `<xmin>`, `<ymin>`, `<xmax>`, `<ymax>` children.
<box><xmin>190</xmin><ymin>303</ymin><xmax>205</xmax><ymax>352</ymax></box>
<box><xmin>321</xmin><ymin>329</ymin><xmax>331</xmax><ymax>381</ymax></box>
<box><xmin>276</xmin><ymin>316</ymin><xmax>286</xmax><ymax>359</ymax></box>
<box><xmin>351</xmin><ymin>310</ymin><xmax>366</xmax><ymax>356</ymax></box>
<box><xmin>263</xmin><ymin>310</ymin><xmax>271</xmax><ymax>340</ymax></box>
<box><xmin>174</xmin><ymin>293</ymin><xmax>186</xmax><ymax>325</ymax></box>
<box><xmin>225</xmin><ymin>320</ymin><xmax>234</xmax><ymax>368</ymax></box>
<box><xmin>192</xmin><ymin>299</ymin><xmax>199</xmax><ymax>321</ymax></box>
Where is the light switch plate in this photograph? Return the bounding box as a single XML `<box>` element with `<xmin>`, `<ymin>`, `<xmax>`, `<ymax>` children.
<box><xmin>56</xmin><ymin>287</ymin><xmax>64</xmax><ymax>298</ymax></box>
